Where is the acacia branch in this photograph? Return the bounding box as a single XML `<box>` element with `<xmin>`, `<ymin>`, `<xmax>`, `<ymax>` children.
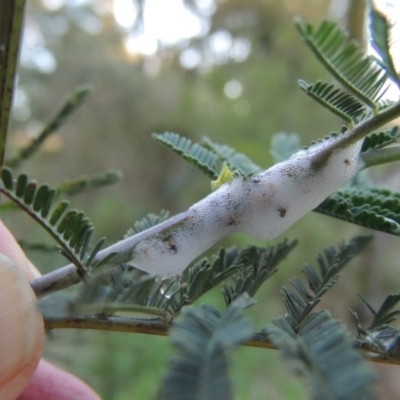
<box><xmin>43</xmin><ymin>314</ymin><xmax>400</xmax><ymax>366</ymax></box>
<box><xmin>30</xmin><ymin>101</ymin><xmax>400</xmax><ymax>299</ymax></box>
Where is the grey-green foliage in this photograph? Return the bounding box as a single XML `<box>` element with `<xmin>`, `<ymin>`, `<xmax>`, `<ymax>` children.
<box><xmin>269</xmin><ymin>132</ymin><xmax>301</xmax><ymax>162</ymax></box>
<box><xmin>161</xmin><ymin>294</ymin><xmax>254</xmax><ymax>400</ymax></box>
<box><xmin>0</xmin><ymin>167</ymin><xmax>107</xmax><ymax>277</ymax></box>
<box><xmin>280</xmin><ymin>236</ymin><xmax>372</xmax><ymax>330</ymax></box>
<box><xmin>261</xmin><ymin>237</ymin><xmax>376</xmax><ymax>400</ymax></box>
<box><xmin>266</xmin><ymin>310</ymin><xmax>376</xmax><ymax>400</ymax></box>
<box><xmin>221</xmin><ymin>239</ymin><xmax>297</xmax><ymax>306</ymax></box>
<box><xmin>315</xmin><ymin>186</ymin><xmax>400</xmax><ymax>236</ymax></box>
<box><xmin>75</xmin><ymin>236</ymin><xmax>297</xmax><ymax>314</ymax></box>
<box><xmin>351</xmin><ymin>293</ymin><xmax>400</xmax><ymax>360</ymax></box>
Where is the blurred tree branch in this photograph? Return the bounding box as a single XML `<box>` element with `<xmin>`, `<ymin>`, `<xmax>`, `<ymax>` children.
<box><xmin>0</xmin><ymin>0</ymin><xmax>25</xmax><ymax>165</ymax></box>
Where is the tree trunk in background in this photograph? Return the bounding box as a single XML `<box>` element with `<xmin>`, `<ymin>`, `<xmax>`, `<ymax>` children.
<box><xmin>345</xmin><ymin>0</ymin><xmax>366</xmax><ymax>46</ymax></box>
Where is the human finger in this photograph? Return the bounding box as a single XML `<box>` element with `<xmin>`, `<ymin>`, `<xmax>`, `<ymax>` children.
<box><xmin>0</xmin><ymin>254</ymin><xmax>44</xmax><ymax>399</ymax></box>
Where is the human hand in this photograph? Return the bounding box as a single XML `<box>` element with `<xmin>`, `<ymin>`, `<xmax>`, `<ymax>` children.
<box><xmin>0</xmin><ymin>220</ymin><xmax>100</xmax><ymax>399</ymax></box>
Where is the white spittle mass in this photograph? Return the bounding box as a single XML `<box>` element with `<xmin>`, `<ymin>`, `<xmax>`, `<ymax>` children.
<box><xmin>130</xmin><ymin>139</ymin><xmax>364</xmax><ymax>276</ymax></box>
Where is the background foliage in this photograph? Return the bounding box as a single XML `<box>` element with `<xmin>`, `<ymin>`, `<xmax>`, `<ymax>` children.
<box><xmin>3</xmin><ymin>0</ymin><xmax>400</xmax><ymax>399</ymax></box>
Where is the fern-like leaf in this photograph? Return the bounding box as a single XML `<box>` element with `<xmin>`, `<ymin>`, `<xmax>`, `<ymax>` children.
<box><xmin>351</xmin><ymin>294</ymin><xmax>400</xmax><ymax>361</ymax></box>
<box><xmin>357</xmin><ymin>293</ymin><xmax>400</xmax><ymax>331</ymax></box>
<box><xmin>368</xmin><ymin>1</ymin><xmax>400</xmax><ymax>88</ymax></box>
<box><xmin>202</xmin><ymin>137</ymin><xmax>262</xmax><ymax>176</ymax></box>
<box><xmin>266</xmin><ymin>310</ymin><xmax>376</xmax><ymax>400</ymax></box>
<box><xmin>124</xmin><ymin>210</ymin><xmax>171</xmax><ymax>238</ymax></box>
<box><xmin>296</xmin><ymin>19</ymin><xmax>388</xmax><ymax>110</ymax></box>
<box><xmin>7</xmin><ymin>86</ymin><xmax>92</xmax><ymax>168</ymax></box>
<box><xmin>316</xmin><ymin>187</ymin><xmax>400</xmax><ymax>236</ymax></box>
<box><xmin>175</xmin><ymin>246</ymin><xmax>258</xmax><ymax>310</ymax></box>
<box><xmin>298</xmin><ymin>80</ymin><xmax>366</xmax><ymax>124</ymax></box>
<box><xmin>174</xmin><ymin>240</ymin><xmax>296</xmax><ymax>310</ymax></box>
<box><xmin>153</xmin><ymin>132</ymin><xmax>219</xmax><ymax>179</ymax></box>
<box><xmin>361</xmin><ymin>126</ymin><xmax>400</xmax><ymax>152</ymax></box>
<box><xmin>161</xmin><ymin>293</ymin><xmax>254</xmax><ymax>400</ymax></box>
<box><xmin>281</xmin><ymin>236</ymin><xmax>371</xmax><ymax>329</ymax></box>
<box><xmin>75</xmin><ymin>264</ymin><xmax>182</xmax><ymax>314</ymax></box>
<box><xmin>0</xmin><ymin>167</ymin><xmax>105</xmax><ymax>277</ymax></box>
<box><xmin>222</xmin><ymin>239</ymin><xmax>297</xmax><ymax>306</ymax></box>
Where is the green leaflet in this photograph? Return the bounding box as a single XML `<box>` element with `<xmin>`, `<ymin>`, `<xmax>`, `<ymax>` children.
<box><xmin>222</xmin><ymin>239</ymin><xmax>297</xmax><ymax>306</ymax></box>
<box><xmin>316</xmin><ymin>187</ymin><xmax>400</xmax><ymax>236</ymax></box>
<box><xmin>0</xmin><ymin>167</ymin><xmax>106</xmax><ymax>275</ymax></box>
<box><xmin>361</xmin><ymin>126</ymin><xmax>400</xmax><ymax>152</ymax></box>
<box><xmin>152</xmin><ymin>132</ymin><xmax>262</xmax><ymax>180</ymax></box>
<box><xmin>266</xmin><ymin>310</ymin><xmax>376</xmax><ymax>400</ymax></box>
<box><xmin>161</xmin><ymin>294</ymin><xmax>254</xmax><ymax>400</ymax></box>
<box><xmin>280</xmin><ymin>236</ymin><xmax>371</xmax><ymax>330</ymax></box>
<box><xmin>7</xmin><ymin>86</ymin><xmax>93</xmax><ymax>168</ymax></box>
<box><xmin>296</xmin><ymin>19</ymin><xmax>388</xmax><ymax>111</ymax></box>
<box><xmin>202</xmin><ymin>136</ymin><xmax>262</xmax><ymax>176</ymax></box>
<box><xmin>351</xmin><ymin>293</ymin><xmax>400</xmax><ymax>361</ymax></box>
<box><xmin>152</xmin><ymin>132</ymin><xmax>219</xmax><ymax>179</ymax></box>
<box><xmin>298</xmin><ymin>80</ymin><xmax>366</xmax><ymax>125</ymax></box>
<box><xmin>124</xmin><ymin>210</ymin><xmax>171</xmax><ymax>238</ymax></box>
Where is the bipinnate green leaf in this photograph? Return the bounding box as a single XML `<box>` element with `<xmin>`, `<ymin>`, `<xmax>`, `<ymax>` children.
<box><xmin>296</xmin><ymin>19</ymin><xmax>388</xmax><ymax>110</ymax></box>
<box><xmin>202</xmin><ymin>137</ymin><xmax>262</xmax><ymax>176</ymax></box>
<box><xmin>222</xmin><ymin>239</ymin><xmax>297</xmax><ymax>306</ymax></box>
<box><xmin>299</xmin><ymin>80</ymin><xmax>366</xmax><ymax>124</ymax></box>
<box><xmin>316</xmin><ymin>187</ymin><xmax>400</xmax><ymax>236</ymax></box>
<box><xmin>153</xmin><ymin>132</ymin><xmax>219</xmax><ymax>179</ymax></box>
<box><xmin>161</xmin><ymin>293</ymin><xmax>254</xmax><ymax>400</ymax></box>
<box><xmin>153</xmin><ymin>132</ymin><xmax>262</xmax><ymax>180</ymax></box>
<box><xmin>361</xmin><ymin>126</ymin><xmax>399</xmax><ymax>152</ymax></box>
<box><xmin>368</xmin><ymin>0</ymin><xmax>400</xmax><ymax>88</ymax></box>
<box><xmin>124</xmin><ymin>210</ymin><xmax>171</xmax><ymax>238</ymax></box>
<box><xmin>351</xmin><ymin>293</ymin><xmax>400</xmax><ymax>360</ymax></box>
<box><xmin>281</xmin><ymin>236</ymin><xmax>371</xmax><ymax>329</ymax></box>
<box><xmin>7</xmin><ymin>86</ymin><xmax>93</xmax><ymax>168</ymax></box>
<box><xmin>0</xmin><ymin>166</ymin><xmax>106</xmax><ymax>277</ymax></box>
<box><xmin>357</xmin><ymin>293</ymin><xmax>400</xmax><ymax>331</ymax></box>
<box><xmin>266</xmin><ymin>310</ymin><xmax>376</xmax><ymax>400</ymax></box>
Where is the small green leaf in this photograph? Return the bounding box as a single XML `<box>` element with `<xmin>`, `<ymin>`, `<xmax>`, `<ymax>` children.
<box><xmin>1</xmin><ymin>167</ymin><xmax>14</xmax><ymax>190</ymax></box>
<box><xmin>23</xmin><ymin>181</ymin><xmax>37</xmax><ymax>205</ymax></box>
<box><xmin>49</xmin><ymin>200</ymin><xmax>69</xmax><ymax>226</ymax></box>
<box><xmin>16</xmin><ymin>173</ymin><xmax>28</xmax><ymax>197</ymax></box>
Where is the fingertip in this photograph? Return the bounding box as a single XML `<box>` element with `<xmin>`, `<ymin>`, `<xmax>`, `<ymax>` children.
<box><xmin>0</xmin><ymin>220</ymin><xmax>40</xmax><ymax>280</ymax></box>
<box><xmin>0</xmin><ymin>255</ymin><xmax>44</xmax><ymax>400</ymax></box>
<box><xmin>17</xmin><ymin>360</ymin><xmax>101</xmax><ymax>400</ymax></box>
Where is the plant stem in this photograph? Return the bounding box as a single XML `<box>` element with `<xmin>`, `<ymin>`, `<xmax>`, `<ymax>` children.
<box><xmin>30</xmin><ymin>211</ymin><xmax>190</xmax><ymax>297</ymax></box>
<box><xmin>30</xmin><ymin>101</ymin><xmax>400</xmax><ymax>299</ymax></box>
<box><xmin>361</xmin><ymin>144</ymin><xmax>400</xmax><ymax>168</ymax></box>
<box><xmin>0</xmin><ymin>0</ymin><xmax>25</xmax><ymax>165</ymax></box>
<box><xmin>43</xmin><ymin>314</ymin><xmax>400</xmax><ymax>366</ymax></box>
<box><xmin>311</xmin><ymin>100</ymin><xmax>400</xmax><ymax>167</ymax></box>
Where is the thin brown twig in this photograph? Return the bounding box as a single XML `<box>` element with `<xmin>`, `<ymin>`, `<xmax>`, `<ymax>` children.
<box><xmin>43</xmin><ymin>314</ymin><xmax>400</xmax><ymax>366</ymax></box>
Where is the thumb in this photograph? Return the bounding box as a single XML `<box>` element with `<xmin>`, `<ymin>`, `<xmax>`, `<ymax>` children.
<box><xmin>0</xmin><ymin>254</ymin><xmax>44</xmax><ymax>399</ymax></box>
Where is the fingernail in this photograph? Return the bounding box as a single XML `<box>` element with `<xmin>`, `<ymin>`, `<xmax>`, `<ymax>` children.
<box><xmin>0</xmin><ymin>254</ymin><xmax>44</xmax><ymax>399</ymax></box>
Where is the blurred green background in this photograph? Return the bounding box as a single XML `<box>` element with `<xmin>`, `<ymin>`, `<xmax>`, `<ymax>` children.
<box><xmin>4</xmin><ymin>0</ymin><xmax>400</xmax><ymax>398</ymax></box>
